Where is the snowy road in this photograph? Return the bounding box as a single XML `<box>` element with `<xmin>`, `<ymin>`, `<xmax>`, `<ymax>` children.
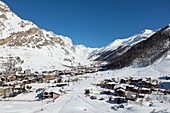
<box><xmin>49</xmin><ymin>73</ymin><xmax>112</xmax><ymax>113</ymax></box>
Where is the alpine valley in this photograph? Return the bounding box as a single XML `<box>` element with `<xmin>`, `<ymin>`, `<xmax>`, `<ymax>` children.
<box><xmin>0</xmin><ymin>1</ymin><xmax>170</xmax><ymax>113</ymax></box>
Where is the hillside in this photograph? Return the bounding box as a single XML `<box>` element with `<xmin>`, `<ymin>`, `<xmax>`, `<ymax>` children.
<box><xmin>91</xmin><ymin>25</ymin><xmax>170</xmax><ymax>69</ymax></box>
<box><xmin>0</xmin><ymin>1</ymin><xmax>96</xmax><ymax>72</ymax></box>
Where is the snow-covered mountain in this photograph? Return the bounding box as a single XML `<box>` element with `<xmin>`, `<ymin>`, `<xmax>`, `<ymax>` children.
<box><xmin>100</xmin><ymin>29</ymin><xmax>155</xmax><ymax>52</ymax></box>
<box><xmin>98</xmin><ymin>25</ymin><xmax>170</xmax><ymax>69</ymax></box>
<box><xmin>89</xmin><ymin>23</ymin><xmax>170</xmax><ymax>70</ymax></box>
<box><xmin>0</xmin><ymin>1</ymin><xmax>96</xmax><ymax>72</ymax></box>
<box><xmin>89</xmin><ymin>29</ymin><xmax>155</xmax><ymax>61</ymax></box>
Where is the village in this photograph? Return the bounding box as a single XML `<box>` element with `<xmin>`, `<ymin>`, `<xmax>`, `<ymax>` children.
<box><xmin>0</xmin><ymin>66</ymin><xmax>169</xmax><ymax>113</ymax></box>
<box><xmin>0</xmin><ymin>63</ymin><xmax>170</xmax><ymax>112</ymax></box>
<box><xmin>0</xmin><ymin>65</ymin><xmax>100</xmax><ymax>100</ymax></box>
<box><xmin>82</xmin><ymin>72</ymin><xmax>170</xmax><ymax>111</ymax></box>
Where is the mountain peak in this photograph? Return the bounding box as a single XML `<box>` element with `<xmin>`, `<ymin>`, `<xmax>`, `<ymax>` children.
<box><xmin>142</xmin><ymin>29</ymin><xmax>154</xmax><ymax>34</ymax></box>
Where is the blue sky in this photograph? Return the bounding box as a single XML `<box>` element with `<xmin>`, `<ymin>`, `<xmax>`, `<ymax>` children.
<box><xmin>2</xmin><ymin>0</ymin><xmax>170</xmax><ymax>47</ymax></box>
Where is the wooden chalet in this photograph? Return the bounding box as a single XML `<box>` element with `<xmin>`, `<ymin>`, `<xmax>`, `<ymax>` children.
<box><xmin>43</xmin><ymin>88</ymin><xmax>61</xmax><ymax>98</ymax></box>
<box><xmin>14</xmin><ymin>85</ymin><xmax>25</xmax><ymax>93</ymax></box>
<box><xmin>0</xmin><ymin>86</ymin><xmax>13</xmax><ymax>97</ymax></box>
<box><xmin>7</xmin><ymin>75</ymin><xmax>16</xmax><ymax>82</ymax></box>
<box><xmin>126</xmin><ymin>91</ymin><xmax>137</xmax><ymax>101</ymax></box>
<box><xmin>126</xmin><ymin>85</ymin><xmax>138</xmax><ymax>92</ymax></box>
<box><xmin>44</xmin><ymin>74</ymin><xmax>56</xmax><ymax>80</ymax></box>
<box><xmin>120</xmin><ymin>78</ymin><xmax>130</xmax><ymax>84</ymax></box>
<box><xmin>115</xmin><ymin>88</ymin><xmax>126</xmax><ymax>97</ymax></box>
<box><xmin>139</xmin><ymin>87</ymin><xmax>152</xmax><ymax>94</ymax></box>
<box><xmin>107</xmin><ymin>82</ymin><xmax>116</xmax><ymax>90</ymax></box>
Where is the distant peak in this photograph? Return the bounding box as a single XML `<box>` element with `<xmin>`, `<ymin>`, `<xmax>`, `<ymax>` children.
<box><xmin>142</xmin><ymin>29</ymin><xmax>153</xmax><ymax>34</ymax></box>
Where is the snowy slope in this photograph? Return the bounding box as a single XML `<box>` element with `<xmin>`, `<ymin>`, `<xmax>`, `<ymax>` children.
<box><xmin>101</xmin><ymin>29</ymin><xmax>155</xmax><ymax>52</ymax></box>
<box><xmin>90</xmin><ymin>29</ymin><xmax>155</xmax><ymax>60</ymax></box>
<box><xmin>0</xmin><ymin>1</ymin><xmax>96</xmax><ymax>72</ymax></box>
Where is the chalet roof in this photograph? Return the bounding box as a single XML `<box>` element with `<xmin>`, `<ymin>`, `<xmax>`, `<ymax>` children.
<box><xmin>116</xmin><ymin>88</ymin><xmax>126</xmax><ymax>92</ymax></box>
<box><xmin>138</xmin><ymin>93</ymin><xmax>145</xmax><ymax>96</ymax></box>
<box><xmin>141</xmin><ymin>87</ymin><xmax>150</xmax><ymax>91</ymax></box>
<box><xmin>107</xmin><ymin>82</ymin><xmax>117</xmax><ymax>85</ymax></box>
<box><xmin>114</xmin><ymin>84</ymin><xmax>127</xmax><ymax>90</ymax></box>
<box><xmin>15</xmin><ymin>85</ymin><xmax>23</xmax><ymax>88</ymax></box>
<box><xmin>121</xmin><ymin>77</ymin><xmax>129</xmax><ymax>81</ymax></box>
<box><xmin>126</xmin><ymin>84</ymin><xmax>135</xmax><ymax>88</ymax></box>
<box><xmin>151</xmin><ymin>82</ymin><xmax>157</xmax><ymax>85</ymax></box>
<box><xmin>44</xmin><ymin>87</ymin><xmax>61</xmax><ymax>94</ymax></box>
<box><xmin>142</xmin><ymin>78</ymin><xmax>147</xmax><ymax>81</ymax></box>
<box><xmin>134</xmin><ymin>87</ymin><xmax>138</xmax><ymax>90</ymax></box>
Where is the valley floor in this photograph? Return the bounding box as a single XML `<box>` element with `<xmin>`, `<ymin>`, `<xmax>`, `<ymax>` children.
<box><xmin>1</xmin><ymin>57</ymin><xmax>170</xmax><ymax>113</ymax></box>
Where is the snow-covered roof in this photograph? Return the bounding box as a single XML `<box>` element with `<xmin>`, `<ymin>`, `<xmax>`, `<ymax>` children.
<box><xmin>44</xmin><ymin>87</ymin><xmax>61</xmax><ymax>94</ymax></box>
<box><xmin>116</xmin><ymin>88</ymin><xmax>125</xmax><ymax>92</ymax></box>
<box><xmin>107</xmin><ymin>82</ymin><xmax>116</xmax><ymax>85</ymax></box>
<box><xmin>141</xmin><ymin>87</ymin><xmax>150</xmax><ymax>90</ymax></box>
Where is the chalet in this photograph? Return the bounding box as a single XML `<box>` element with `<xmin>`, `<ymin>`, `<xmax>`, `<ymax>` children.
<box><xmin>0</xmin><ymin>86</ymin><xmax>13</xmax><ymax>97</ymax></box>
<box><xmin>138</xmin><ymin>80</ymin><xmax>151</xmax><ymax>88</ymax></box>
<box><xmin>34</xmin><ymin>74</ymin><xmax>44</xmax><ymax>83</ymax></box>
<box><xmin>7</xmin><ymin>75</ymin><xmax>16</xmax><ymax>82</ymax></box>
<box><xmin>14</xmin><ymin>85</ymin><xmax>25</xmax><ymax>93</ymax></box>
<box><xmin>120</xmin><ymin>78</ymin><xmax>130</xmax><ymax>84</ymax></box>
<box><xmin>115</xmin><ymin>88</ymin><xmax>126</xmax><ymax>97</ymax></box>
<box><xmin>114</xmin><ymin>84</ymin><xmax>126</xmax><ymax>91</ymax></box>
<box><xmin>139</xmin><ymin>88</ymin><xmax>152</xmax><ymax>94</ymax></box>
<box><xmin>126</xmin><ymin>91</ymin><xmax>137</xmax><ymax>101</ymax></box>
<box><xmin>150</xmin><ymin>82</ymin><xmax>158</xmax><ymax>88</ymax></box>
<box><xmin>43</xmin><ymin>88</ymin><xmax>61</xmax><ymax>98</ymax></box>
<box><xmin>138</xmin><ymin>93</ymin><xmax>145</xmax><ymax>98</ymax></box>
<box><xmin>126</xmin><ymin>85</ymin><xmax>138</xmax><ymax>92</ymax></box>
<box><xmin>107</xmin><ymin>82</ymin><xmax>116</xmax><ymax>90</ymax></box>
<box><xmin>16</xmin><ymin>74</ymin><xmax>25</xmax><ymax>81</ymax></box>
<box><xmin>22</xmin><ymin>80</ymin><xmax>30</xmax><ymax>84</ymax></box>
<box><xmin>129</xmin><ymin>78</ymin><xmax>139</xmax><ymax>85</ymax></box>
<box><xmin>44</xmin><ymin>74</ymin><xmax>56</xmax><ymax>80</ymax></box>
<box><xmin>58</xmin><ymin>70</ymin><xmax>65</xmax><ymax>75</ymax></box>
<box><xmin>126</xmin><ymin>85</ymin><xmax>134</xmax><ymax>91</ymax></box>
